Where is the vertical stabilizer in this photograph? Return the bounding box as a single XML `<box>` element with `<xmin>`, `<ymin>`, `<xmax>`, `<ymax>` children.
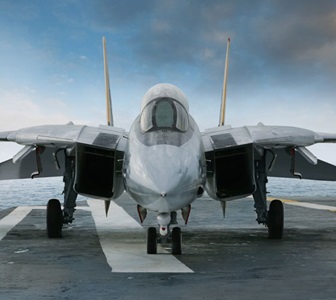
<box><xmin>219</xmin><ymin>37</ymin><xmax>230</xmax><ymax>126</ymax></box>
<box><xmin>103</xmin><ymin>37</ymin><xmax>114</xmax><ymax>126</ymax></box>
<box><xmin>102</xmin><ymin>37</ymin><xmax>113</xmax><ymax>216</ymax></box>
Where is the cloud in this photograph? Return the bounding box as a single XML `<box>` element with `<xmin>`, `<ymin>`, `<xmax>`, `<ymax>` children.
<box><xmin>86</xmin><ymin>0</ymin><xmax>336</xmax><ymax>97</ymax></box>
<box><xmin>0</xmin><ymin>87</ymin><xmax>73</xmax><ymax>130</ymax></box>
<box><xmin>249</xmin><ymin>1</ymin><xmax>336</xmax><ymax>70</ymax></box>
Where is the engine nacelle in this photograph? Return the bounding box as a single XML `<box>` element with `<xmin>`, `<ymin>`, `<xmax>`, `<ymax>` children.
<box><xmin>205</xmin><ymin>143</ymin><xmax>255</xmax><ymax>201</ymax></box>
<box><xmin>74</xmin><ymin>144</ymin><xmax>124</xmax><ymax>200</ymax></box>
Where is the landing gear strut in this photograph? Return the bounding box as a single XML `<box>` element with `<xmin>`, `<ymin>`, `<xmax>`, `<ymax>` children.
<box><xmin>62</xmin><ymin>154</ymin><xmax>78</xmax><ymax>224</ymax></box>
<box><xmin>253</xmin><ymin>154</ymin><xmax>284</xmax><ymax>239</ymax></box>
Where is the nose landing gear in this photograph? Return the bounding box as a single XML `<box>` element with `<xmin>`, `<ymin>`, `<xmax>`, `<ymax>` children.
<box><xmin>146</xmin><ymin>212</ymin><xmax>182</xmax><ymax>255</ymax></box>
<box><xmin>171</xmin><ymin>227</ymin><xmax>182</xmax><ymax>255</ymax></box>
<box><xmin>146</xmin><ymin>226</ymin><xmax>182</xmax><ymax>255</ymax></box>
<box><xmin>147</xmin><ymin>227</ymin><xmax>158</xmax><ymax>254</ymax></box>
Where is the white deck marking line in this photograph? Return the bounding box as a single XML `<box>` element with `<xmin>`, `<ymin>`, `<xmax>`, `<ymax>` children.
<box><xmin>88</xmin><ymin>200</ymin><xmax>194</xmax><ymax>273</ymax></box>
<box><xmin>0</xmin><ymin>207</ymin><xmax>32</xmax><ymax>241</ymax></box>
<box><xmin>26</xmin><ymin>206</ymin><xmax>91</xmax><ymax>211</ymax></box>
<box><xmin>0</xmin><ymin>206</ymin><xmax>91</xmax><ymax>241</ymax></box>
<box><xmin>268</xmin><ymin>198</ymin><xmax>336</xmax><ymax>212</ymax></box>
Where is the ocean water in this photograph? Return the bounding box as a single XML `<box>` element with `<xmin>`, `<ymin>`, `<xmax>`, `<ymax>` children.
<box><xmin>0</xmin><ymin>177</ymin><xmax>89</xmax><ymax>210</ymax></box>
<box><xmin>0</xmin><ymin>176</ymin><xmax>336</xmax><ymax>211</ymax></box>
<box><xmin>268</xmin><ymin>177</ymin><xmax>336</xmax><ymax>200</ymax></box>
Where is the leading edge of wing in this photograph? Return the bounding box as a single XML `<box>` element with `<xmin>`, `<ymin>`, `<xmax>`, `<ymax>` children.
<box><xmin>0</xmin><ymin>124</ymin><xmax>127</xmax><ymax>150</ymax></box>
<box><xmin>203</xmin><ymin>123</ymin><xmax>336</xmax><ymax>151</ymax></box>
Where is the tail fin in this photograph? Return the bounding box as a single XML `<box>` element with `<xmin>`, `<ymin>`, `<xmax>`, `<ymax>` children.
<box><xmin>219</xmin><ymin>37</ymin><xmax>230</xmax><ymax>127</ymax></box>
<box><xmin>102</xmin><ymin>36</ymin><xmax>114</xmax><ymax>126</ymax></box>
<box><xmin>102</xmin><ymin>37</ymin><xmax>114</xmax><ymax>216</ymax></box>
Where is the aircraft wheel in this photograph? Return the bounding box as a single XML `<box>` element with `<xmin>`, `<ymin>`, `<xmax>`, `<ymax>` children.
<box><xmin>47</xmin><ymin>199</ymin><xmax>63</xmax><ymax>238</ymax></box>
<box><xmin>267</xmin><ymin>199</ymin><xmax>284</xmax><ymax>239</ymax></box>
<box><xmin>147</xmin><ymin>227</ymin><xmax>157</xmax><ymax>254</ymax></box>
<box><xmin>172</xmin><ymin>227</ymin><xmax>182</xmax><ymax>255</ymax></box>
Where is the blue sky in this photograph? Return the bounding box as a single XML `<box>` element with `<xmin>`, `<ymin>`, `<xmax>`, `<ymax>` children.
<box><xmin>0</xmin><ymin>0</ymin><xmax>336</xmax><ymax>163</ymax></box>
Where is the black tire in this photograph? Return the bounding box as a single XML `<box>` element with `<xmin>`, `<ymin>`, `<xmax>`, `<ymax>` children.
<box><xmin>172</xmin><ymin>227</ymin><xmax>182</xmax><ymax>255</ymax></box>
<box><xmin>267</xmin><ymin>199</ymin><xmax>284</xmax><ymax>239</ymax></box>
<box><xmin>47</xmin><ymin>199</ymin><xmax>63</xmax><ymax>238</ymax></box>
<box><xmin>147</xmin><ymin>227</ymin><xmax>157</xmax><ymax>254</ymax></box>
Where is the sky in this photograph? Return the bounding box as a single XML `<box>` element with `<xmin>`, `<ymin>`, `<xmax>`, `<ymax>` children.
<box><xmin>0</xmin><ymin>0</ymin><xmax>336</xmax><ymax>163</ymax></box>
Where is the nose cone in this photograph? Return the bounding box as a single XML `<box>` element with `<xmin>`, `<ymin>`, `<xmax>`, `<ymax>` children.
<box><xmin>126</xmin><ymin>145</ymin><xmax>202</xmax><ymax>212</ymax></box>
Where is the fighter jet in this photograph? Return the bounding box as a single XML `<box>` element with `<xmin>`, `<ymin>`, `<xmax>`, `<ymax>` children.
<box><xmin>1</xmin><ymin>37</ymin><xmax>336</xmax><ymax>254</ymax></box>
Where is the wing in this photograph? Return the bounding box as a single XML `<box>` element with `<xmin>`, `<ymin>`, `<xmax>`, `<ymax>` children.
<box><xmin>202</xmin><ymin>123</ymin><xmax>336</xmax><ymax>200</ymax></box>
<box><xmin>0</xmin><ymin>123</ymin><xmax>127</xmax><ymax>180</ymax></box>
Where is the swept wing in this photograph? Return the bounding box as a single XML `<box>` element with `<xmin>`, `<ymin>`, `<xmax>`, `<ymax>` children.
<box><xmin>202</xmin><ymin>123</ymin><xmax>336</xmax><ymax>202</ymax></box>
<box><xmin>0</xmin><ymin>123</ymin><xmax>127</xmax><ymax>180</ymax></box>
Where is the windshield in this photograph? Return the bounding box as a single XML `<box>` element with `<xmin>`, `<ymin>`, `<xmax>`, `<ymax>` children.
<box><xmin>140</xmin><ymin>98</ymin><xmax>189</xmax><ymax>132</ymax></box>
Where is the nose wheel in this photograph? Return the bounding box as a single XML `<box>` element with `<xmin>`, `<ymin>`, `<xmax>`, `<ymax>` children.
<box><xmin>147</xmin><ymin>227</ymin><xmax>158</xmax><ymax>254</ymax></box>
<box><xmin>146</xmin><ymin>226</ymin><xmax>183</xmax><ymax>255</ymax></box>
<box><xmin>171</xmin><ymin>227</ymin><xmax>182</xmax><ymax>255</ymax></box>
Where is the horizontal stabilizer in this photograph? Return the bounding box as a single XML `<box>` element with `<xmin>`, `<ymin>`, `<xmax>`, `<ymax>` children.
<box><xmin>0</xmin><ymin>148</ymin><xmax>64</xmax><ymax>180</ymax></box>
<box><xmin>267</xmin><ymin>148</ymin><xmax>336</xmax><ymax>181</ymax></box>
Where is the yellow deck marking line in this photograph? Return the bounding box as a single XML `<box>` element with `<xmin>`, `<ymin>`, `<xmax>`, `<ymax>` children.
<box><xmin>267</xmin><ymin>197</ymin><xmax>336</xmax><ymax>212</ymax></box>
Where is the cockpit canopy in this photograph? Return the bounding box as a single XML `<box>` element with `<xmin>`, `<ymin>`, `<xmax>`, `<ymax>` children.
<box><xmin>140</xmin><ymin>83</ymin><xmax>190</xmax><ymax>133</ymax></box>
<box><xmin>140</xmin><ymin>97</ymin><xmax>189</xmax><ymax>132</ymax></box>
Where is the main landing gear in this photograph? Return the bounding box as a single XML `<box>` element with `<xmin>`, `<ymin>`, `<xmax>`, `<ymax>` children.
<box><xmin>253</xmin><ymin>155</ymin><xmax>284</xmax><ymax>239</ymax></box>
<box><xmin>267</xmin><ymin>199</ymin><xmax>284</xmax><ymax>239</ymax></box>
<box><xmin>46</xmin><ymin>199</ymin><xmax>63</xmax><ymax>238</ymax></box>
<box><xmin>46</xmin><ymin>153</ymin><xmax>78</xmax><ymax>239</ymax></box>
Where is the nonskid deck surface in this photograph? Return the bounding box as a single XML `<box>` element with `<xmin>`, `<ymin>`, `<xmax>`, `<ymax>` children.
<box><xmin>1</xmin><ymin>193</ymin><xmax>336</xmax><ymax>299</ymax></box>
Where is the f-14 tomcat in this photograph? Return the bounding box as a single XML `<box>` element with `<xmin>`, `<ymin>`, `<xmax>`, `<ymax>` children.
<box><xmin>1</xmin><ymin>38</ymin><xmax>336</xmax><ymax>254</ymax></box>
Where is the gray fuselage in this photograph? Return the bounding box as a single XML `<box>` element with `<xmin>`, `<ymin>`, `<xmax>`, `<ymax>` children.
<box><xmin>123</xmin><ymin>84</ymin><xmax>206</xmax><ymax>214</ymax></box>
